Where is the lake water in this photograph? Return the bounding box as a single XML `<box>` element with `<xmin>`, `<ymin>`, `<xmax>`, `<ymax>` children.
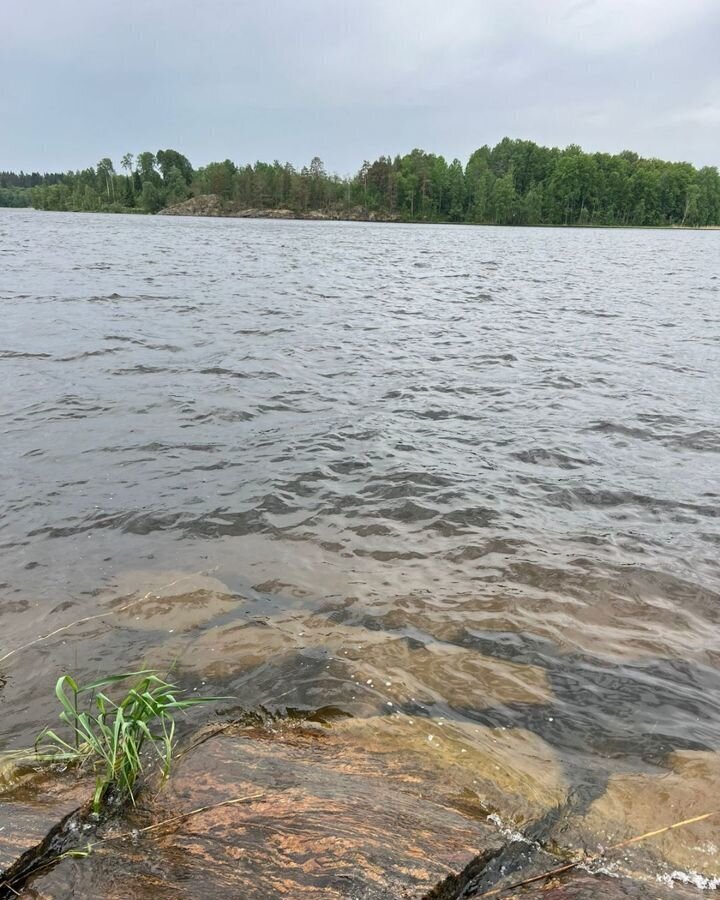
<box><xmin>1</xmin><ymin>208</ymin><xmax>719</xmax><ymax>885</ymax></box>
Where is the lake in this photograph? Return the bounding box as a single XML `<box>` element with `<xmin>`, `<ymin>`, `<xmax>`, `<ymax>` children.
<box><xmin>1</xmin><ymin>208</ymin><xmax>719</xmax><ymax>890</ymax></box>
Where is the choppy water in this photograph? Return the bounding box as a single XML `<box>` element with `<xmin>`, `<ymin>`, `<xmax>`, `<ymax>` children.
<box><xmin>1</xmin><ymin>208</ymin><xmax>719</xmax><ymax>881</ymax></box>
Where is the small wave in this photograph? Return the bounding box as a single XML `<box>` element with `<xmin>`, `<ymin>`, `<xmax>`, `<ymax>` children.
<box><xmin>512</xmin><ymin>448</ymin><xmax>595</xmax><ymax>469</ymax></box>
<box><xmin>0</xmin><ymin>350</ymin><xmax>51</xmax><ymax>359</ymax></box>
<box><xmin>199</xmin><ymin>366</ymin><xmax>251</xmax><ymax>378</ymax></box>
<box><xmin>55</xmin><ymin>347</ymin><xmax>124</xmax><ymax>361</ymax></box>
<box><xmin>486</xmin><ymin>812</ymin><xmax>530</xmax><ymax>844</ymax></box>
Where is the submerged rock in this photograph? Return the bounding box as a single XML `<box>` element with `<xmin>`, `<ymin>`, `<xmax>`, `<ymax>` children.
<box><xmin>576</xmin><ymin>749</ymin><xmax>720</xmax><ymax>875</ymax></box>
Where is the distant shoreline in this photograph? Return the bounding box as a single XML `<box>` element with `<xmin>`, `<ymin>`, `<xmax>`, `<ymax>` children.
<box><xmin>16</xmin><ymin>203</ymin><xmax>720</xmax><ymax>232</ymax></box>
<box><xmin>8</xmin><ymin>138</ymin><xmax>720</xmax><ymax>228</ymax></box>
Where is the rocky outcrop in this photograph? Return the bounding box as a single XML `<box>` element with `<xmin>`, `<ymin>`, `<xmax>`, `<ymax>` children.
<box><xmin>156</xmin><ymin>194</ymin><xmax>400</xmax><ymax>222</ymax></box>
<box><xmin>7</xmin><ymin>719</ymin><xmax>502</xmax><ymax>898</ymax></box>
<box><xmin>3</xmin><ymin>718</ymin><xmax>711</xmax><ymax>899</ymax></box>
<box><xmin>155</xmin><ymin>194</ymin><xmax>227</xmax><ymax>217</ymax></box>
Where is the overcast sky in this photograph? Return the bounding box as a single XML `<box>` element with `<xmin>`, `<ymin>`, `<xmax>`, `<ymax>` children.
<box><xmin>3</xmin><ymin>0</ymin><xmax>719</xmax><ymax>174</ymax></box>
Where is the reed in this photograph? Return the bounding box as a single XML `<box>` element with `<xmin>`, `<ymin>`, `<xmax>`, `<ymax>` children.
<box><xmin>33</xmin><ymin>670</ymin><xmax>220</xmax><ymax>812</ymax></box>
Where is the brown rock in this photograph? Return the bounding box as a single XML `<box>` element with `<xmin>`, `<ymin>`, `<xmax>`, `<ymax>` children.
<box><xmin>0</xmin><ymin>764</ymin><xmax>89</xmax><ymax>874</ymax></box>
<box><xmin>21</xmin><ymin>722</ymin><xmax>502</xmax><ymax>898</ymax></box>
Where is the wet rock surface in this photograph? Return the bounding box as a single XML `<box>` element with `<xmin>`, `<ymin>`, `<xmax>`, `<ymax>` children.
<box><xmin>0</xmin><ymin>765</ymin><xmax>88</xmax><ymax>875</ymax></box>
<box><xmin>425</xmin><ymin>843</ymin><xmax>711</xmax><ymax>899</ymax></box>
<box><xmin>4</xmin><ymin>720</ymin><xmax>713</xmax><ymax>899</ymax></box>
<box><xmin>428</xmin><ymin>870</ymin><xmax>708</xmax><ymax>899</ymax></box>
<box><xmin>13</xmin><ymin>722</ymin><xmax>501</xmax><ymax>898</ymax></box>
<box><xmin>2</xmin><ymin>573</ymin><xmax>718</xmax><ymax>897</ymax></box>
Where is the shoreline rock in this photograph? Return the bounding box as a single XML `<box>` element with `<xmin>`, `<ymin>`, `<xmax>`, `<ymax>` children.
<box><xmin>3</xmin><ymin>718</ymin><xmax>712</xmax><ymax>899</ymax></box>
<box><xmin>156</xmin><ymin>194</ymin><xmax>400</xmax><ymax>222</ymax></box>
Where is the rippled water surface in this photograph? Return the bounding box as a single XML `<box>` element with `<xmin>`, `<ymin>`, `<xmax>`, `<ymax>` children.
<box><xmin>2</xmin><ymin>208</ymin><xmax>719</xmax><ymax>882</ymax></box>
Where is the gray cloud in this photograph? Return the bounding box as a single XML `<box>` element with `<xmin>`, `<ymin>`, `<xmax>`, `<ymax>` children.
<box><xmin>2</xmin><ymin>0</ymin><xmax>719</xmax><ymax>173</ymax></box>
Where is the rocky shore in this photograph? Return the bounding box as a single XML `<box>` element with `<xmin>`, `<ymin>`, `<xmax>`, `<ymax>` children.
<box><xmin>156</xmin><ymin>194</ymin><xmax>400</xmax><ymax>222</ymax></box>
<box><xmin>2</xmin><ymin>571</ymin><xmax>718</xmax><ymax>898</ymax></box>
<box><xmin>1</xmin><ymin>717</ymin><xmax>710</xmax><ymax>899</ymax></box>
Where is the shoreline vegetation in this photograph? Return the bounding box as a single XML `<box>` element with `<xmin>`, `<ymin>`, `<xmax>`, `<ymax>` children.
<box><xmin>2</xmin><ymin>137</ymin><xmax>719</xmax><ymax>228</ymax></box>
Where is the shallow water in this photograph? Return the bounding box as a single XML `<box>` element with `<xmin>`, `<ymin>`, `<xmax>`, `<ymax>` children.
<box><xmin>1</xmin><ymin>208</ymin><xmax>719</xmax><ymax>882</ymax></box>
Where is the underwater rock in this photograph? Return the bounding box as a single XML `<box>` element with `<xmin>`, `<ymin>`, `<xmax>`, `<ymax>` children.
<box><xmin>577</xmin><ymin>749</ymin><xmax>720</xmax><ymax>876</ymax></box>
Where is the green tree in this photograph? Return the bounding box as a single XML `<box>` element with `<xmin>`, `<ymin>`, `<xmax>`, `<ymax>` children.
<box><xmin>492</xmin><ymin>172</ymin><xmax>518</xmax><ymax>224</ymax></box>
<box><xmin>446</xmin><ymin>159</ymin><xmax>466</xmax><ymax>221</ymax></box>
<box><xmin>96</xmin><ymin>158</ymin><xmax>116</xmax><ymax>203</ymax></box>
<box><xmin>523</xmin><ymin>184</ymin><xmax>543</xmax><ymax>225</ymax></box>
<box><xmin>121</xmin><ymin>153</ymin><xmax>134</xmax><ymax>177</ymax></box>
<box><xmin>156</xmin><ymin>149</ymin><xmax>193</xmax><ymax>185</ymax></box>
<box><xmin>195</xmin><ymin>159</ymin><xmax>236</xmax><ymax>199</ymax></box>
<box><xmin>140</xmin><ymin>181</ymin><xmax>164</xmax><ymax>213</ymax></box>
<box><xmin>137</xmin><ymin>152</ymin><xmax>159</xmax><ymax>184</ymax></box>
<box><xmin>164</xmin><ymin>166</ymin><xmax>190</xmax><ymax>205</ymax></box>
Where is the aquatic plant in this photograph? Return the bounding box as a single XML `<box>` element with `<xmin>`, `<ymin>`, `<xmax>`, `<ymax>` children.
<box><xmin>34</xmin><ymin>670</ymin><xmax>218</xmax><ymax>812</ymax></box>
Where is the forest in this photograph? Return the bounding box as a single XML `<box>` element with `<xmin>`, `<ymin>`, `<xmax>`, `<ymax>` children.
<box><xmin>2</xmin><ymin>138</ymin><xmax>719</xmax><ymax>227</ymax></box>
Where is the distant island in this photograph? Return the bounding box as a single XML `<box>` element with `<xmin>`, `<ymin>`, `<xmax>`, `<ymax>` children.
<box><xmin>1</xmin><ymin>138</ymin><xmax>719</xmax><ymax>228</ymax></box>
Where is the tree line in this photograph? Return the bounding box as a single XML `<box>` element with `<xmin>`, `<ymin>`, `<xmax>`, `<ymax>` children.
<box><xmin>2</xmin><ymin>138</ymin><xmax>719</xmax><ymax>227</ymax></box>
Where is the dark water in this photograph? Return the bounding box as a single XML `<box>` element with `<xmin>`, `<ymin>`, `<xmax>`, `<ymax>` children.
<box><xmin>1</xmin><ymin>209</ymin><xmax>719</xmax><ymax>883</ymax></box>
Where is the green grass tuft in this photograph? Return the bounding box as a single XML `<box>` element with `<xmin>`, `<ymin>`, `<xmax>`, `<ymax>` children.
<box><xmin>34</xmin><ymin>670</ymin><xmax>219</xmax><ymax>812</ymax></box>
